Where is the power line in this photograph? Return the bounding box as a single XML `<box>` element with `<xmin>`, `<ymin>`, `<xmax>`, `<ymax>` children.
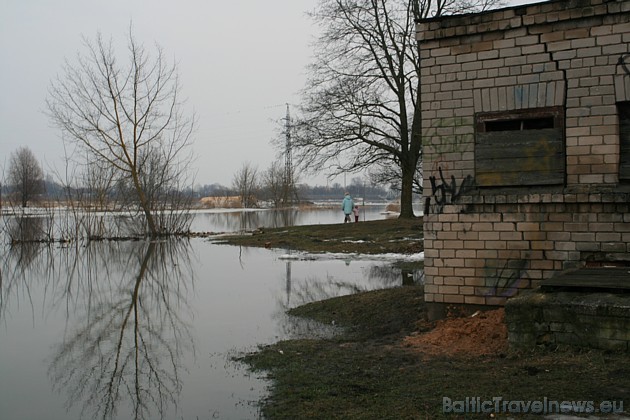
<box><xmin>219</xmin><ymin>103</ymin><xmax>297</xmax><ymax>116</ymax></box>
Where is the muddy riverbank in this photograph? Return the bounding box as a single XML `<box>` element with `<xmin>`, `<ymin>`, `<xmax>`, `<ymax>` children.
<box><xmin>216</xmin><ymin>217</ymin><xmax>424</xmax><ymax>255</ymax></box>
<box><xmin>231</xmin><ymin>219</ymin><xmax>629</xmax><ymax>419</ymax></box>
<box><xmin>240</xmin><ymin>289</ymin><xmax>629</xmax><ymax>419</ymax></box>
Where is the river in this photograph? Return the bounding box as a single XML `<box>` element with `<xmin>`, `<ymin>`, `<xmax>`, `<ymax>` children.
<box><xmin>0</xmin><ymin>205</ymin><xmax>423</xmax><ymax>419</ymax></box>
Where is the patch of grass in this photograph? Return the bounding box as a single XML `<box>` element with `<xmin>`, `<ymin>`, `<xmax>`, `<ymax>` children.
<box><xmin>215</xmin><ymin>218</ymin><xmax>423</xmax><ymax>255</ymax></box>
<box><xmin>239</xmin><ymin>287</ymin><xmax>630</xmax><ymax>419</ymax></box>
<box><xmin>289</xmin><ymin>286</ymin><xmax>425</xmax><ymax>341</ymax></box>
<box><xmin>233</xmin><ymin>219</ymin><xmax>629</xmax><ymax>419</ymax></box>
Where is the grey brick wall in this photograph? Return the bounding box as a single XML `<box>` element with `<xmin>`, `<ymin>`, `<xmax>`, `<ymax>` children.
<box><xmin>418</xmin><ymin>0</ymin><xmax>630</xmax><ymax>306</ymax></box>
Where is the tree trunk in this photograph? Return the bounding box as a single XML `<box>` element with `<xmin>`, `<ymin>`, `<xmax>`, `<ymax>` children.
<box><xmin>130</xmin><ymin>169</ymin><xmax>158</xmax><ymax>236</ymax></box>
<box><xmin>398</xmin><ymin>155</ymin><xmax>416</xmax><ymax>218</ymax></box>
<box><xmin>398</xmin><ymin>73</ymin><xmax>424</xmax><ymax>220</ymax></box>
<box><xmin>21</xmin><ymin>178</ymin><xmax>28</xmax><ymax>208</ymax></box>
<box><xmin>399</xmin><ymin>87</ymin><xmax>423</xmax><ymax>219</ymax></box>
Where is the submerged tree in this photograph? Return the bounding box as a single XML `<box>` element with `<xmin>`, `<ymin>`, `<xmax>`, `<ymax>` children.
<box><xmin>47</xmin><ymin>30</ymin><xmax>195</xmax><ymax>236</ymax></box>
<box><xmin>232</xmin><ymin>162</ymin><xmax>259</xmax><ymax>208</ymax></box>
<box><xmin>8</xmin><ymin>146</ymin><xmax>45</xmax><ymax>208</ymax></box>
<box><xmin>292</xmin><ymin>0</ymin><xmax>503</xmax><ymax>218</ymax></box>
<box><xmin>261</xmin><ymin>160</ymin><xmax>300</xmax><ymax>208</ymax></box>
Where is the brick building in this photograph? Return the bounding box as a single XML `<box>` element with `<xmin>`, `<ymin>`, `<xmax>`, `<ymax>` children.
<box><xmin>417</xmin><ymin>0</ymin><xmax>630</xmax><ymax>317</ymax></box>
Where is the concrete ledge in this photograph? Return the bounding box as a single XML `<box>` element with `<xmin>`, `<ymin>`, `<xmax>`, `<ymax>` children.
<box><xmin>417</xmin><ymin>0</ymin><xmax>624</xmax><ymax>42</ymax></box>
<box><xmin>505</xmin><ymin>288</ymin><xmax>630</xmax><ymax>351</ymax></box>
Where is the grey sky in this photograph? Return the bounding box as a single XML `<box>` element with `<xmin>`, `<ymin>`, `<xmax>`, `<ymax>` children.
<box><xmin>0</xmin><ymin>0</ymin><xmax>541</xmax><ymax>188</ymax></box>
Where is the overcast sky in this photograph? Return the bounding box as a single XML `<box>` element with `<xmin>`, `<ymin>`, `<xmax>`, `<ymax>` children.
<box><xmin>1</xmin><ymin>0</ymin><xmax>541</xmax><ymax>188</ymax></box>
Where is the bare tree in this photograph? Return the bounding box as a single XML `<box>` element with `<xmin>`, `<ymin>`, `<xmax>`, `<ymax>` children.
<box><xmin>46</xmin><ymin>30</ymin><xmax>195</xmax><ymax>237</ymax></box>
<box><xmin>232</xmin><ymin>162</ymin><xmax>259</xmax><ymax>208</ymax></box>
<box><xmin>292</xmin><ymin>0</ymin><xmax>503</xmax><ymax>218</ymax></box>
<box><xmin>369</xmin><ymin>157</ymin><xmax>423</xmax><ymax>195</ymax></box>
<box><xmin>415</xmin><ymin>0</ymin><xmax>504</xmax><ymax>18</ymax></box>
<box><xmin>262</xmin><ymin>160</ymin><xmax>300</xmax><ymax>208</ymax></box>
<box><xmin>8</xmin><ymin>146</ymin><xmax>45</xmax><ymax>208</ymax></box>
<box><xmin>262</xmin><ymin>161</ymin><xmax>285</xmax><ymax>208</ymax></box>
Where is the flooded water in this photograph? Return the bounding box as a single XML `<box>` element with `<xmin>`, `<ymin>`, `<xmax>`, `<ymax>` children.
<box><xmin>188</xmin><ymin>204</ymin><xmax>403</xmax><ymax>233</ymax></box>
<box><xmin>0</xmin><ymin>206</ymin><xmax>423</xmax><ymax>419</ymax></box>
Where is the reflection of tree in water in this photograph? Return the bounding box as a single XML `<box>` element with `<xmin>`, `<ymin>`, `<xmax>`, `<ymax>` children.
<box><xmin>368</xmin><ymin>265</ymin><xmax>405</xmax><ymax>285</ymax></box>
<box><xmin>267</xmin><ymin>209</ymin><xmax>298</xmax><ymax>229</ymax></box>
<box><xmin>291</xmin><ymin>274</ymin><xmax>366</xmax><ymax>307</ymax></box>
<box><xmin>5</xmin><ymin>240</ymin><xmax>49</xmax><ymax>277</ymax></box>
<box><xmin>201</xmin><ymin>209</ymin><xmax>300</xmax><ymax>232</ymax></box>
<box><xmin>39</xmin><ymin>240</ymin><xmax>196</xmax><ymax>420</ymax></box>
<box><xmin>0</xmin><ymin>223</ymin><xmax>55</xmax><ymax>322</ymax></box>
<box><xmin>367</xmin><ymin>265</ymin><xmax>424</xmax><ymax>286</ymax></box>
<box><xmin>5</xmin><ymin>214</ymin><xmax>50</xmax><ymax>243</ymax></box>
<box><xmin>272</xmin><ymin>261</ymin><xmax>418</xmax><ymax>339</ymax></box>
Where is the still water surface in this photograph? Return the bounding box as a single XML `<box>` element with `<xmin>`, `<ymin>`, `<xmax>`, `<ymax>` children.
<box><xmin>188</xmin><ymin>204</ymin><xmax>403</xmax><ymax>232</ymax></box>
<box><xmin>0</xmin><ymin>206</ymin><xmax>423</xmax><ymax>419</ymax></box>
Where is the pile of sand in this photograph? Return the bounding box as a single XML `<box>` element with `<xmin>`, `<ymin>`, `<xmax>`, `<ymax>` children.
<box><xmin>403</xmin><ymin>308</ymin><xmax>508</xmax><ymax>357</ymax></box>
<box><xmin>199</xmin><ymin>196</ymin><xmax>242</xmax><ymax>208</ymax></box>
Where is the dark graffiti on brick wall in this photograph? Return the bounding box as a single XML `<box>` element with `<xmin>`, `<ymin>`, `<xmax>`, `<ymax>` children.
<box><xmin>483</xmin><ymin>259</ymin><xmax>529</xmax><ymax>298</ymax></box>
<box><xmin>424</xmin><ymin>166</ymin><xmax>475</xmax><ymax>215</ymax></box>
<box><xmin>618</xmin><ymin>53</ymin><xmax>630</xmax><ymax>75</ymax></box>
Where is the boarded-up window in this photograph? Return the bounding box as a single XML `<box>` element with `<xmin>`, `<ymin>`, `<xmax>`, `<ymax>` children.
<box><xmin>475</xmin><ymin>107</ymin><xmax>565</xmax><ymax>187</ymax></box>
<box><xmin>618</xmin><ymin>102</ymin><xmax>630</xmax><ymax>181</ymax></box>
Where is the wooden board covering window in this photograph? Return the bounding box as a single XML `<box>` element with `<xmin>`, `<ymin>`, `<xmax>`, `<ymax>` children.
<box><xmin>475</xmin><ymin>107</ymin><xmax>565</xmax><ymax>187</ymax></box>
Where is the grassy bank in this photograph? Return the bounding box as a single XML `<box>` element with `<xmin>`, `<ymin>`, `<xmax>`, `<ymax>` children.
<box><xmin>232</xmin><ymin>219</ymin><xmax>629</xmax><ymax>419</ymax></box>
<box><xmin>240</xmin><ymin>286</ymin><xmax>629</xmax><ymax>419</ymax></box>
<box><xmin>215</xmin><ymin>217</ymin><xmax>423</xmax><ymax>255</ymax></box>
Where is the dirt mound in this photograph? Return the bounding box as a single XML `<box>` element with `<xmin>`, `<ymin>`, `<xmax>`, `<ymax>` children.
<box><xmin>199</xmin><ymin>195</ymin><xmax>242</xmax><ymax>208</ymax></box>
<box><xmin>403</xmin><ymin>308</ymin><xmax>508</xmax><ymax>357</ymax></box>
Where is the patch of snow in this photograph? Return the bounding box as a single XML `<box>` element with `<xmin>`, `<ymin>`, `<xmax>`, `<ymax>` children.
<box><xmin>277</xmin><ymin>251</ymin><xmax>424</xmax><ymax>262</ymax></box>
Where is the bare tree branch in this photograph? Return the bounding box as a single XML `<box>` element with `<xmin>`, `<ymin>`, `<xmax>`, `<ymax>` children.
<box><xmin>47</xmin><ymin>29</ymin><xmax>195</xmax><ymax>236</ymax></box>
<box><xmin>292</xmin><ymin>0</ymin><xmax>504</xmax><ymax>217</ymax></box>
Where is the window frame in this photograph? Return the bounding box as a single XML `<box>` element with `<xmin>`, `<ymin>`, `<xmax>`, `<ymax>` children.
<box><xmin>474</xmin><ymin>106</ymin><xmax>566</xmax><ymax>188</ymax></box>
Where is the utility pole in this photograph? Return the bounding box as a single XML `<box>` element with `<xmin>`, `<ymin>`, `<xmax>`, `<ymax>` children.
<box><xmin>284</xmin><ymin>103</ymin><xmax>298</xmax><ymax>205</ymax></box>
<box><xmin>285</xmin><ymin>103</ymin><xmax>292</xmax><ymax>192</ymax></box>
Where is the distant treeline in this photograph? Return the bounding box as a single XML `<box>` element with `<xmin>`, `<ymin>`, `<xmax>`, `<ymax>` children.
<box><xmin>193</xmin><ymin>181</ymin><xmax>396</xmax><ymax>202</ymax></box>
<box><xmin>1</xmin><ymin>179</ymin><xmax>397</xmax><ymax>204</ymax></box>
